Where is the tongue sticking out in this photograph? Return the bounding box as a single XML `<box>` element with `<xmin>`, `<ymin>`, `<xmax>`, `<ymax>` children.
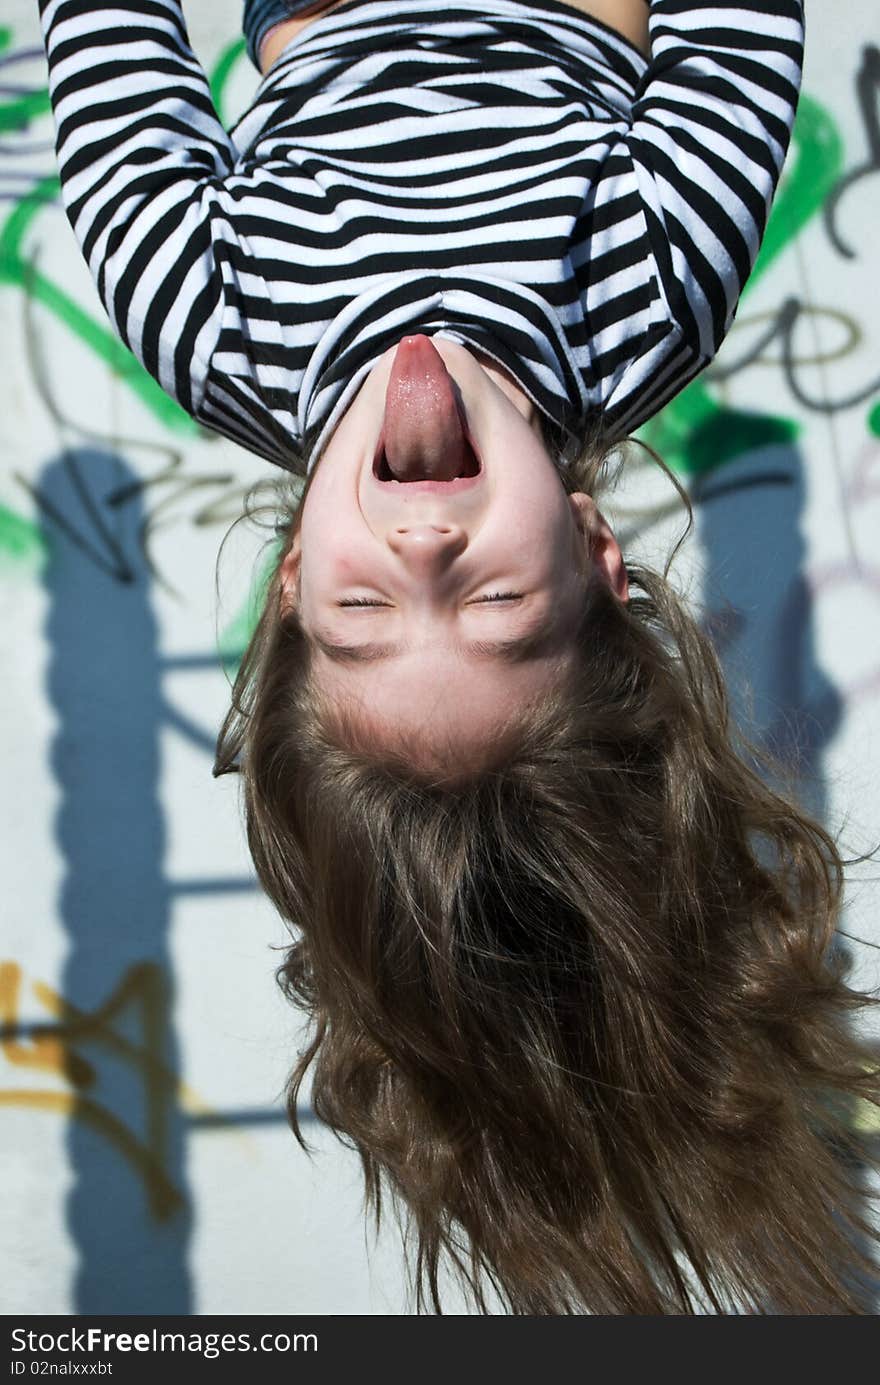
<box><xmin>382</xmin><ymin>336</ymin><xmax>473</xmax><ymax>481</ymax></box>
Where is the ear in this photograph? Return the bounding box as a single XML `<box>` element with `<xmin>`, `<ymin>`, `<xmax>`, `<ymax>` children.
<box><xmin>568</xmin><ymin>493</ymin><xmax>629</xmax><ymax>602</ymax></box>
<box><xmin>279</xmin><ymin>533</ymin><xmax>301</xmax><ymax>615</ymax></box>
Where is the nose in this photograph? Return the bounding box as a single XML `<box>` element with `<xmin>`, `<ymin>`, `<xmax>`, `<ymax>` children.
<box><xmin>387</xmin><ymin>524</ymin><xmax>467</xmax><ymax>573</ymax></box>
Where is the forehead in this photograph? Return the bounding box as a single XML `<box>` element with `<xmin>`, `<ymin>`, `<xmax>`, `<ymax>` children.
<box><xmin>312</xmin><ymin>647</ymin><xmax>572</xmax><ymax>776</ymax></box>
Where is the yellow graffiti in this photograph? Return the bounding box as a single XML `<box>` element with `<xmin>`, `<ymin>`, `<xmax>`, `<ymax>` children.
<box><xmin>0</xmin><ymin>960</ymin><xmax>221</xmax><ymax>1219</ymax></box>
<box><xmin>0</xmin><ymin>1089</ymin><xmax>183</xmax><ymax>1218</ymax></box>
<box><xmin>0</xmin><ymin>962</ymin><xmax>93</xmax><ymax>1085</ymax></box>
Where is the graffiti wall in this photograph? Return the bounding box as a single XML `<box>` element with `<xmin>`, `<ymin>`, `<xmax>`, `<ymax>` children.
<box><xmin>1</xmin><ymin>2</ymin><xmax>878</xmax><ymax>1314</ymax></box>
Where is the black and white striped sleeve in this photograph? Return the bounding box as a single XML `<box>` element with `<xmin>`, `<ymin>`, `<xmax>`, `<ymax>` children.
<box><xmin>39</xmin><ymin>0</ymin><xmax>236</xmax><ymax>412</ymax></box>
<box><xmin>586</xmin><ymin>0</ymin><xmax>805</xmax><ymax>434</ymax></box>
<box><xmin>37</xmin><ymin>0</ymin><xmax>307</xmax><ymax>464</ymax></box>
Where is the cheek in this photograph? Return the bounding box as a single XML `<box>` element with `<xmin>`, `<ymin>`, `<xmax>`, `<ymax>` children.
<box><xmin>334</xmin><ymin>552</ymin><xmax>364</xmax><ymax>584</ymax></box>
<box><xmin>497</xmin><ymin>489</ymin><xmax>573</xmax><ymax>561</ymax></box>
<box><xmin>300</xmin><ymin>532</ymin><xmax>381</xmax><ymax>616</ymax></box>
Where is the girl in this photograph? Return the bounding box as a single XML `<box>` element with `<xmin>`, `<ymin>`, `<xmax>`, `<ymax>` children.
<box><xmin>38</xmin><ymin>0</ymin><xmax>808</xmax><ymax>769</ymax></box>
<box><xmin>39</xmin><ymin>0</ymin><xmax>880</xmax><ymax>1312</ymax></box>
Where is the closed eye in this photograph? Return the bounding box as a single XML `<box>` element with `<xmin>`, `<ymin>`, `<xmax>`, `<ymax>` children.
<box><xmin>338</xmin><ymin>592</ymin><xmax>523</xmax><ymax>607</ymax></box>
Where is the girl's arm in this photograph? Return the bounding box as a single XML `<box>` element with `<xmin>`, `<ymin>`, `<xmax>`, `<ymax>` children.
<box><xmin>588</xmin><ymin>0</ymin><xmax>805</xmax><ymax>434</ymax></box>
<box><xmin>38</xmin><ymin>0</ymin><xmax>300</xmax><ymax>464</ymax></box>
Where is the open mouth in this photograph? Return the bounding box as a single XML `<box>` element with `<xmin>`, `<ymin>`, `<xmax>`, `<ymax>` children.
<box><xmin>372</xmin><ymin>432</ymin><xmax>482</xmax><ymax>482</ymax></box>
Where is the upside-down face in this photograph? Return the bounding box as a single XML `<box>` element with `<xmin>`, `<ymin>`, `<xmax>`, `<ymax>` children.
<box><xmin>281</xmin><ymin>335</ymin><xmax>628</xmax><ymax>773</ymax></box>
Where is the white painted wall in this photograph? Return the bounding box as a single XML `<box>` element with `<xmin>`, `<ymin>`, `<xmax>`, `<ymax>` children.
<box><xmin>2</xmin><ymin>1</ymin><xmax>878</xmax><ymax>1314</ymax></box>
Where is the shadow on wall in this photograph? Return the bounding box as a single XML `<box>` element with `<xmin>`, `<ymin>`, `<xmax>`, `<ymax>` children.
<box><xmin>40</xmin><ymin>449</ymin><xmax>192</xmax><ymax>1314</ymax></box>
<box><xmin>695</xmin><ymin>440</ymin><xmax>842</xmax><ymax>816</ymax></box>
<box><xmin>696</xmin><ymin>440</ymin><xmax>878</xmax><ymax>1310</ymax></box>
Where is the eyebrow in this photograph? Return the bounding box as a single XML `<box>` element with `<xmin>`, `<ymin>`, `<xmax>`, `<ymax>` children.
<box><xmin>311</xmin><ymin>624</ymin><xmax>558</xmax><ymax>665</ymax></box>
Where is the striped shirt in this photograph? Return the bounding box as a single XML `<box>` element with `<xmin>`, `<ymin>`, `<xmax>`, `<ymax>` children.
<box><xmin>37</xmin><ymin>0</ymin><xmax>805</xmax><ymax>472</ymax></box>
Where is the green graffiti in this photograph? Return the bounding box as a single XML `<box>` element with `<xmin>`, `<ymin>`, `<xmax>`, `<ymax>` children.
<box><xmin>209</xmin><ymin>38</ymin><xmax>248</xmax><ymax>128</ymax></box>
<box><xmin>0</xmin><ymin>36</ymin><xmax>256</xmax><ymax>441</ymax></box>
<box><xmin>638</xmin><ymin>94</ymin><xmax>842</xmax><ymax>479</ymax></box>
<box><xmin>745</xmin><ymin>95</ymin><xmax>845</xmax><ymax>297</ymax></box>
<box><xmin>0</xmin><ymin>503</ymin><xmax>47</xmax><ymax>574</ymax></box>
<box><xmin>0</xmin><ymin>17</ymin><xmax>229</xmax><ymax>437</ymax></box>
<box><xmin>638</xmin><ymin>351</ymin><xmax>803</xmax><ymax>479</ymax></box>
<box><xmin>216</xmin><ymin>541</ymin><xmax>281</xmax><ymax>672</ymax></box>
<box><xmin>869</xmin><ymin>400</ymin><xmax>880</xmax><ymax>439</ymax></box>
<box><xmin>0</xmin><ymin>28</ymin><xmax>48</xmax><ymax>137</ymax></box>
<box><xmin>680</xmin><ymin>410</ymin><xmax>798</xmax><ymax>476</ymax></box>
<box><xmin>639</xmin><ymin>388</ymin><xmax>801</xmax><ymax>481</ymax></box>
<box><xmin>0</xmin><ymin>178</ymin><xmax>198</xmax><ymax>435</ymax></box>
<box><xmin>0</xmin><ymin>91</ymin><xmax>50</xmax><ymax>135</ymax></box>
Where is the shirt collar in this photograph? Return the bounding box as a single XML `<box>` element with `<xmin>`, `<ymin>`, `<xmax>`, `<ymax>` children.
<box><xmin>298</xmin><ymin>271</ymin><xmax>590</xmax><ymax>469</ymax></box>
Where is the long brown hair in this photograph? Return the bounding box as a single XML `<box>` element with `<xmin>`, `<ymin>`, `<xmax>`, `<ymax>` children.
<box><xmin>216</xmin><ymin>444</ymin><xmax>880</xmax><ymax>1314</ymax></box>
